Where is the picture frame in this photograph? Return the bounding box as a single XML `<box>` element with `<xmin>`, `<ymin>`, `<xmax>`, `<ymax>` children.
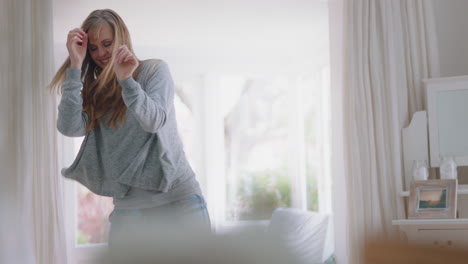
<box><xmin>408</xmin><ymin>179</ymin><xmax>457</xmax><ymax>219</ymax></box>
<box><xmin>425</xmin><ymin>76</ymin><xmax>468</xmax><ymax>167</ymax></box>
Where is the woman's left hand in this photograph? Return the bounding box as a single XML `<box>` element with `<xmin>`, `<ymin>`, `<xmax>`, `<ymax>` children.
<box><xmin>113</xmin><ymin>45</ymin><xmax>139</xmax><ymax>81</ymax></box>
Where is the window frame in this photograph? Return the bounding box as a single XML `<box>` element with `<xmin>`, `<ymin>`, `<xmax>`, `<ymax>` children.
<box><xmin>197</xmin><ymin>71</ymin><xmax>332</xmax><ymax>228</ymax></box>
<box><xmin>59</xmin><ymin>70</ymin><xmax>331</xmax><ymax>264</ymax></box>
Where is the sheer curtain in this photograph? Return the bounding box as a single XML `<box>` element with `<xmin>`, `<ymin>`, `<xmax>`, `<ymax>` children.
<box><xmin>1</xmin><ymin>0</ymin><xmax>67</xmax><ymax>263</ymax></box>
<box><xmin>329</xmin><ymin>1</ymin><xmax>440</xmax><ymax>263</ymax></box>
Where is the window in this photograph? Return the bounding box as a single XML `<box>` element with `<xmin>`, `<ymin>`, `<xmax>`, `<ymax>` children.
<box><xmin>54</xmin><ymin>1</ymin><xmax>331</xmax><ymax>262</ymax></box>
<box><xmin>224</xmin><ymin>77</ymin><xmax>298</xmax><ymax>220</ymax></box>
<box><xmin>69</xmin><ymin>67</ymin><xmax>331</xmax><ymax>240</ymax></box>
<box><xmin>212</xmin><ymin>69</ymin><xmax>331</xmax><ymax>224</ymax></box>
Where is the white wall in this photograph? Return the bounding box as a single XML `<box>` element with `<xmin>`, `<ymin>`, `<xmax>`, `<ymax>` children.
<box><xmin>433</xmin><ymin>0</ymin><xmax>468</xmax><ymax>77</ymax></box>
<box><xmin>52</xmin><ymin>0</ymin><xmax>329</xmax><ymax>83</ymax></box>
<box><xmin>432</xmin><ymin>1</ymin><xmax>468</xmax><ymax>185</ymax></box>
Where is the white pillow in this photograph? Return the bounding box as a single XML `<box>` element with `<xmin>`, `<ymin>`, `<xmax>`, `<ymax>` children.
<box><xmin>268</xmin><ymin>208</ymin><xmax>330</xmax><ymax>264</ymax></box>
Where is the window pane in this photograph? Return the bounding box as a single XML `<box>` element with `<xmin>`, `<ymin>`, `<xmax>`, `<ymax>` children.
<box><xmin>225</xmin><ymin>78</ymin><xmax>292</xmax><ymax>221</ymax></box>
<box><xmin>303</xmin><ymin>74</ymin><xmax>320</xmax><ymax>212</ymax></box>
<box><xmin>174</xmin><ymin>88</ymin><xmax>196</xmax><ymax>170</ymax></box>
<box><xmin>303</xmin><ymin>68</ymin><xmax>331</xmax><ymax>212</ymax></box>
<box><xmin>77</xmin><ymin>185</ymin><xmax>113</xmax><ymax>245</ymax></box>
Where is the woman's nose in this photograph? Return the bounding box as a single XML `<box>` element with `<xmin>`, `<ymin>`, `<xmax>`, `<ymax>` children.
<box><xmin>98</xmin><ymin>48</ymin><xmax>107</xmax><ymax>57</ymax></box>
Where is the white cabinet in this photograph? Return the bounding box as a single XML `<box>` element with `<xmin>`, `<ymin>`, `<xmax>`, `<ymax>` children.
<box><xmin>394</xmin><ymin>185</ymin><xmax>468</xmax><ymax>246</ymax></box>
<box><xmin>397</xmin><ymin>86</ymin><xmax>468</xmax><ymax>247</ymax></box>
<box><xmin>393</xmin><ymin>219</ymin><xmax>468</xmax><ymax>249</ymax></box>
<box><xmin>399</xmin><ymin>184</ymin><xmax>468</xmax><ymax>197</ymax></box>
<box><xmin>394</xmin><ymin>182</ymin><xmax>468</xmax><ymax>246</ymax></box>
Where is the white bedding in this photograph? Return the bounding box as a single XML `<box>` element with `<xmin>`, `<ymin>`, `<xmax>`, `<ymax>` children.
<box><xmin>268</xmin><ymin>208</ymin><xmax>333</xmax><ymax>264</ymax></box>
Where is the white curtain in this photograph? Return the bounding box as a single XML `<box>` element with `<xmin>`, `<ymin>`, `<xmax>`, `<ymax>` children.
<box><xmin>0</xmin><ymin>0</ymin><xmax>67</xmax><ymax>263</ymax></box>
<box><xmin>329</xmin><ymin>1</ymin><xmax>440</xmax><ymax>263</ymax></box>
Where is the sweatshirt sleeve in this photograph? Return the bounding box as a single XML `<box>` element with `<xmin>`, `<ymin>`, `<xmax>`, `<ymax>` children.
<box><xmin>57</xmin><ymin>68</ymin><xmax>88</xmax><ymax>137</ymax></box>
<box><xmin>118</xmin><ymin>61</ymin><xmax>174</xmax><ymax>133</ymax></box>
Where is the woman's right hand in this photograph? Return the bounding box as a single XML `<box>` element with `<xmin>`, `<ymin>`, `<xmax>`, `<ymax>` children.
<box><xmin>66</xmin><ymin>28</ymin><xmax>88</xmax><ymax>69</ymax></box>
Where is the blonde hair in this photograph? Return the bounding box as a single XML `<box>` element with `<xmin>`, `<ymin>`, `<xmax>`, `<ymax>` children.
<box><xmin>49</xmin><ymin>9</ymin><xmax>148</xmax><ymax>131</ymax></box>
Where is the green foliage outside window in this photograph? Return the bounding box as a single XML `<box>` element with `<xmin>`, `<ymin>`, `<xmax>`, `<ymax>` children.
<box><xmin>307</xmin><ymin>175</ymin><xmax>319</xmax><ymax>212</ymax></box>
<box><xmin>235</xmin><ymin>169</ymin><xmax>290</xmax><ymax>220</ymax></box>
<box><xmin>77</xmin><ymin>230</ymin><xmax>91</xmax><ymax>245</ymax></box>
<box><xmin>233</xmin><ymin>168</ymin><xmax>319</xmax><ymax>220</ymax></box>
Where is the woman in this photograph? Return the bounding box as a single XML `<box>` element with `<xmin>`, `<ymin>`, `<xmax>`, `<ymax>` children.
<box><xmin>49</xmin><ymin>9</ymin><xmax>210</xmax><ymax>249</ymax></box>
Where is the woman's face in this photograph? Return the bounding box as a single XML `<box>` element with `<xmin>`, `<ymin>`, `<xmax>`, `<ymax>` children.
<box><xmin>88</xmin><ymin>23</ymin><xmax>114</xmax><ymax>68</ymax></box>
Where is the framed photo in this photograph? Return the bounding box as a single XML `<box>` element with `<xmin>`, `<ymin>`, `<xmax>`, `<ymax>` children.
<box><xmin>408</xmin><ymin>179</ymin><xmax>457</xmax><ymax>219</ymax></box>
<box><xmin>425</xmin><ymin>76</ymin><xmax>468</xmax><ymax>167</ymax></box>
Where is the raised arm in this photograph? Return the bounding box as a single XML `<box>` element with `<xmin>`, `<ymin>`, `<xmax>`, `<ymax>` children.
<box><xmin>56</xmin><ymin>68</ymin><xmax>88</xmax><ymax>137</ymax></box>
<box><xmin>118</xmin><ymin>61</ymin><xmax>174</xmax><ymax>133</ymax></box>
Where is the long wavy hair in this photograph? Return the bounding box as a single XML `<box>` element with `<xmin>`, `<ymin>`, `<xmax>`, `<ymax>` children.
<box><xmin>49</xmin><ymin>9</ymin><xmax>148</xmax><ymax>131</ymax></box>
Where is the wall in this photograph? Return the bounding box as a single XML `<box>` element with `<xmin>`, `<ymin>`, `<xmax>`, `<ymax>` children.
<box><xmin>433</xmin><ymin>0</ymin><xmax>468</xmax><ymax>77</ymax></box>
<box><xmin>432</xmin><ymin>0</ymin><xmax>468</xmax><ymax>200</ymax></box>
<box><xmin>52</xmin><ymin>0</ymin><xmax>329</xmax><ymax>83</ymax></box>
